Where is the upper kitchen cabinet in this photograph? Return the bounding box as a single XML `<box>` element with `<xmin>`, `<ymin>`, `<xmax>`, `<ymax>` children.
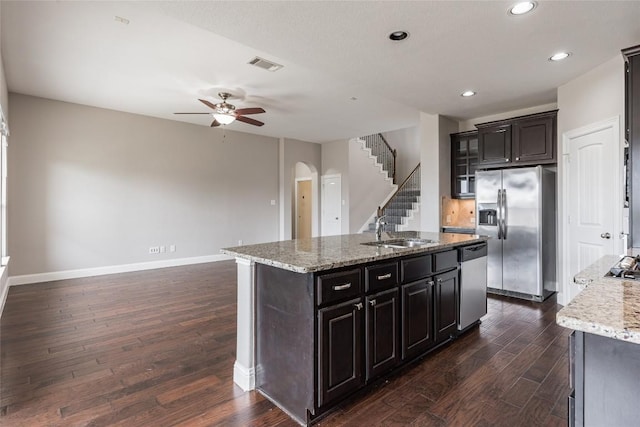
<box><xmin>477</xmin><ymin>124</ymin><xmax>512</xmax><ymax>167</ymax></box>
<box><xmin>451</xmin><ymin>130</ymin><xmax>478</xmax><ymax>198</ymax></box>
<box><xmin>623</xmin><ymin>45</ymin><xmax>640</xmax><ymax>247</ymax></box>
<box><xmin>476</xmin><ymin>110</ymin><xmax>558</xmax><ymax>169</ymax></box>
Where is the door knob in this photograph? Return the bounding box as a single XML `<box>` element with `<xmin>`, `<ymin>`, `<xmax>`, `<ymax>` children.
<box><xmin>601</xmin><ymin>232</ymin><xmax>611</xmax><ymax>239</ymax></box>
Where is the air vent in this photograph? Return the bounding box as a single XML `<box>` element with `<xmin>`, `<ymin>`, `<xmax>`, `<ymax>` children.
<box><xmin>248</xmin><ymin>56</ymin><xmax>283</xmax><ymax>72</ymax></box>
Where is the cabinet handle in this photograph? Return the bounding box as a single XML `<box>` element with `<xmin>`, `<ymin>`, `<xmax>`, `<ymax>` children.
<box><xmin>332</xmin><ymin>283</ymin><xmax>351</xmax><ymax>291</ymax></box>
<box><xmin>354</xmin><ymin>302</ymin><xmax>363</xmax><ymax>310</ymax></box>
<box><xmin>377</xmin><ymin>273</ymin><xmax>392</xmax><ymax>280</ymax></box>
<box><xmin>515</xmin><ymin>157</ymin><xmax>520</xmax><ymax>161</ymax></box>
<box><xmin>437</xmin><ymin>278</ymin><xmax>443</xmax><ymax>283</ymax></box>
<box><xmin>505</xmin><ymin>158</ymin><xmax>510</xmax><ymax>162</ymax></box>
<box><xmin>370</xmin><ymin>300</ymin><xmax>376</xmax><ymax>307</ymax></box>
<box><xmin>428</xmin><ymin>280</ymin><xmax>434</xmax><ymax>286</ymax></box>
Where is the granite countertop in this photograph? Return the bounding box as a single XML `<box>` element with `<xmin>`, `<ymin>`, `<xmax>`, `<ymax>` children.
<box><xmin>557</xmin><ymin>254</ymin><xmax>640</xmax><ymax>344</ymax></box>
<box><xmin>221</xmin><ymin>231</ymin><xmax>486</xmax><ymax>273</ymax></box>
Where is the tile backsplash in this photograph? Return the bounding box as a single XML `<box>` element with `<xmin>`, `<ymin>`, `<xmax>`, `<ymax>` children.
<box><xmin>441</xmin><ymin>197</ymin><xmax>476</xmax><ymax>228</ymax></box>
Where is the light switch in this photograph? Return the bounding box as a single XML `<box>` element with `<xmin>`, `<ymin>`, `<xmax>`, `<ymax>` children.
<box><xmin>270</xmin><ymin>200</ymin><xmax>276</xmax><ymax>205</ymax></box>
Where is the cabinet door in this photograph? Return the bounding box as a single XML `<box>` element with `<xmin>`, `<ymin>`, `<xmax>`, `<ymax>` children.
<box><xmin>318</xmin><ymin>298</ymin><xmax>364</xmax><ymax>407</ymax></box>
<box><xmin>365</xmin><ymin>288</ymin><xmax>399</xmax><ymax>381</ymax></box>
<box><xmin>434</xmin><ymin>269</ymin><xmax>458</xmax><ymax>343</ymax></box>
<box><xmin>401</xmin><ymin>279</ymin><xmax>435</xmax><ymax>360</ymax></box>
<box><xmin>451</xmin><ymin>131</ymin><xmax>478</xmax><ymax>198</ymax></box>
<box><xmin>512</xmin><ymin>115</ymin><xmax>555</xmax><ymax>165</ymax></box>
<box><xmin>478</xmin><ymin>124</ymin><xmax>512</xmax><ymax>166</ymax></box>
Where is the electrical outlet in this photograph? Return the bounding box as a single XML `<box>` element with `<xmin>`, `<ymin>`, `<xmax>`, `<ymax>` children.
<box><xmin>270</xmin><ymin>199</ymin><xmax>276</xmax><ymax>206</ymax></box>
<box><xmin>149</xmin><ymin>246</ymin><xmax>160</xmax><ymax>254</ymax></box>
<box><xmin>238</xmin><ymin>239</ymin><xmax>243</xmax><ymax>246</ymax></box>
<box><xmin>169</xmin><ymin>244</ymin><xmax>176</xmax><ymax>252</ymax></box>
<box><xmin>160</xmin><ymin>246</ymin><xmax>166</xmax><ymax>253</ymax></box>
<box><xmin>446</xmin><ymin>215</ymin><xmax>452</xmax><ymax>224</ymax></box>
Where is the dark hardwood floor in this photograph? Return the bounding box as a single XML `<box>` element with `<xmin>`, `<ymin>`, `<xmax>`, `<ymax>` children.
<box><xmin>0</xmin><ymin>261</ymin><xmax>569</xmax><ymax>426</ymax></box>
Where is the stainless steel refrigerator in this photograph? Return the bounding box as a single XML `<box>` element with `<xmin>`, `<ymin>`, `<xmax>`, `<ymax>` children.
<box><xmin>476</xmin><ymin>166</ymin><xmax>556</xmax><ymax>301</ymax></box>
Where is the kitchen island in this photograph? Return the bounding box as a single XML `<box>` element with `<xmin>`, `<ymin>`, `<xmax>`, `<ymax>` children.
<box><xmin>222</xmin><ymin>231</ymin><xmax>487</xmax><ymax>425</ymax></box>
<box><xmin>556</xmin><ymin>255</ymin><xmax>640</xmax><ymax>426</ymax></box>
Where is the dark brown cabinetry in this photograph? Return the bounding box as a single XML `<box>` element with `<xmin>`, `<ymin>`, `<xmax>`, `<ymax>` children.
<box><xmin>623</xmin><ymin>45</ymin><xmax>640</xmax><ymax>247</ymax></box>
<box><xmin>365</xmin><ymin>288</ymin><xmax>399</xmax><ymax>380</ymax></box>
<box><xmin>255</xmin><ymin>245</ymin><xmax>476</xmax><ymax>425</ymax></box>
<box><xmin>434</xmin><ymin>268</ymin><xmax>458</xmax><ymax>342</ymax></box>
<box><xmin>512</xmin><ymin>114</ymin><xmax>555</xmax><ymax>164</ymax></box>
<box><xmin>478</xmin><ymin>124</ymin><xmax>512</xmax><ymax>167</ymax></box>
<box><xmin>475</xmin><ymin>110</ymin><xmax>558</xmax><ymax>169</ymax></box>
<box><xmin>451</xmin><ymin>131</ymin><xmax>479</xmax><ymax>198</ymax></box>
<box><xmin>318</xmin><ymin>298</ymin><xmax>363</xmax><ymax>407</ymax></box>
<box><xmin>401</xmin><ymin>279</ymin><xmax>434</xmax><ymax>359</ymax></box>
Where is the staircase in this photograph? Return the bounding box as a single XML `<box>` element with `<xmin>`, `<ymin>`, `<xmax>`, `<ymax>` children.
<box><xmin>361</xmin><ymin>134</ymin><xmax>396</xmax><ymax>184</ymax></box>
<box><xmin>367</xmin><ymin>164</ymin><xmax>421</xmax><ymax>232</ymax></box>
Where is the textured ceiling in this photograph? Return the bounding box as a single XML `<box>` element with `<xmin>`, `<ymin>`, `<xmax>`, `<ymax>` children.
<box><xmin>2</xmin><ymin>1</ymin><xmax>640</xmax><ymax>142</ymax></box>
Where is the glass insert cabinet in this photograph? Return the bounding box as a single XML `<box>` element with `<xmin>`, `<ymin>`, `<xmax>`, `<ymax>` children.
<box><xmin>451</xmin><ymin>130</ymin><xmax>478</xmax><ymax>199</ymax></box>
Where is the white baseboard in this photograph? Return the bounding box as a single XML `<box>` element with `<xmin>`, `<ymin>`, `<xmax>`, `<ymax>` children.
<box><xmin>7</xmin><ymin>254</ymin><xmax>233</xmax><ymax>287</ymax></box>
<box><xmin>233</xmin><ymin>360</ymin><xmax>256</xmax><ymax>391</ymax></box>
<box><xmin>0</xmin><ymin>264</ymin><xmax>9</xmax><ymax>318</ymax></box>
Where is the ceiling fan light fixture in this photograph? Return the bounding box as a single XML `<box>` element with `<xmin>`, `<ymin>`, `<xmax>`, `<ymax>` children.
<box><xmin>213</xmin><ymin>113</ymin><xmax>236</xmax><ymax>125</ymax></box>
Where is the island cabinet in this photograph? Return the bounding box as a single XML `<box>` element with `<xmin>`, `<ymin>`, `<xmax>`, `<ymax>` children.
<box><xmin>255</xmin><ymin>248</ymin><xmax>461</xmax><ymax>425</ymax></box>
<box><xmin>568</xmin><ymin>331</ymin><xmax>640</xmax><ymax>426</ymax></box>
<box><xmin>476</xmin><ymin>110</ymin><xmax>557</xmax><ymax>168</ymax></box>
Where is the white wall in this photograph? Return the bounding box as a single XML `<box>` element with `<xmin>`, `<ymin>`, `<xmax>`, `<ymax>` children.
<box><xmin>321</xmin><ymin>139</ymin><xmax>350</xmax><ymax>234</ymax></box>
<box><xmin>348</xmin><ymin>138</ymin><xmax>396</xmax><ymax>233</ymax></box>
<box><xmin>280</xmin><ymin>138</ymin><xmax>321</xmax><ymax>240</ymax></box>
<box><xmin>382</xmin><ymin>127</ymin><xmax>420</xmax><ymax>184</ymax></box>
<box><xmin>419</xmin><ymin>113</ymin><xmax>440</xmax><ymax>231</ymax></box>
<box><xmin>439</xmin><ymin>116</ymin><xmax>457</xmax><ymax>200</ymax></box>
<box><xmin>556</xmin><ymin>54</ymin><xmax>626</xmax><ymax>305</ymax></box>
<box><xmin>8</xmin><ymin>94</ymin><xmax>280</xmax><ymax>277</ymax></box>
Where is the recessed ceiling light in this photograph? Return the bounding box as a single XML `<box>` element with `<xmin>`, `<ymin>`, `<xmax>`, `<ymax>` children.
<box><xmin>461</xmin><ymin>91</ymin><xmax>476</xmax><ymax>97</ymax></box>
<box><xmin>509</xmin><ymin>1</ymin><xmax>536</xmax><ymax>15</ymax></box>
<box><xmin>389</xmin><ymin>31</ymin><xmax>409</xmax><ymax>41</ymax></box>
<box><xmin>549</xmin><ymin>52</ymin><xmax>571</xmax><ymax>61</ymax></box>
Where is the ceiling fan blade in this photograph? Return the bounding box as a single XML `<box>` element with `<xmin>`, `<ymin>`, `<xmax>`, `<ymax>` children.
<box><xmin>199</xmin><ymin>99</ymin><xmax>218</xmax><ymax>110</ymax></box>
<box><xmin>174</xmin><ymin>112</ymin><xmax>210</xmax><ymax>115</ymax></box>
<box><xmin>235</xmin><ymin>107</ymin><xmax>265</xmax><ymax>115</ymax></box>
<box><xmin>210</xmin><ymin>119</ymin><xmax>221</xmax><ymax>127</ymax></box>
<box><xmin>236</xmin><ymin>115</ymin><xmax>264</xmax><ymax>127</ymax></box>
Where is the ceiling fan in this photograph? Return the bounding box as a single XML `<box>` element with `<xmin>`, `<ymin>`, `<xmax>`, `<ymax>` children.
<box><xmin>174</xmin><ymin>92</ymin><xmax>265</xmax><ymax>127</ymax></box>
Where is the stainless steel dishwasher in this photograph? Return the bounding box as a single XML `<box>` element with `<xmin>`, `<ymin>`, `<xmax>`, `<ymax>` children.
<box><xmin>458</xmin><ymin>243</ymin><xmax>488</xmax><ymax>331</ymax></box>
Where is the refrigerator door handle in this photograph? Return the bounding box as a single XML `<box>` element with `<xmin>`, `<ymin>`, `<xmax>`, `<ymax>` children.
<box><xmin>497</xmin><ymin>189</ymin><xmax>503</xmax><ymax>239</ymax></box>
<box><xmin>502</xmin><ymin>189</ymin><xmax>508</xmax><ymax>239</ymax></box>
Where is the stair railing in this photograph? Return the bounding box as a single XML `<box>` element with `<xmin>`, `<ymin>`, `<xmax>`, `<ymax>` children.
<box><xmin>377</xmin><ymin>163</ymin><xmax>421</xmax><ymax>217</ymax></box>
<box><xmin>362</xmin><ymin>133</ymin><xmax>397</xmax><ymax>184</ymax></box>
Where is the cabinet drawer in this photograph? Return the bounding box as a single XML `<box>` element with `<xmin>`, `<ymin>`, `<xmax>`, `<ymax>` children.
<box><xmin>433</xmin><ymin>250</ymin><xmax>457</xmax><ymax>273</ymax></box>
<box><xmin>365</xmin><ymin>262</ymin><xmax>399</xmax><ymax>293</ymax></box>
<box><xmin>317</xmin><ymin>269</ymin><xmax>362</xmax><ymax>306</ymax></box>
<box><xmin>401</xmin><ymin>255</ymin><xmax>432</xmax><ymax>283</ymax></box>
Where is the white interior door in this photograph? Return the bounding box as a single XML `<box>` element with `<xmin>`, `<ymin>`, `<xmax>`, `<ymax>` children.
<box><xmin>566</xmin><ymin>118</ymin><xmax>620</xmax><ymax>302</ymax></box>
<box><xmin>321</xmin><ymin>175</ymin><xmax>341</xmax><ymax>236</ymax></box>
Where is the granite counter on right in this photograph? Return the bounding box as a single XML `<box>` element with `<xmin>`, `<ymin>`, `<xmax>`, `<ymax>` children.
<box><xmin>556</xmin><ymin>255</ymin><xmax>640</xmax><ymax>426</ymax></box>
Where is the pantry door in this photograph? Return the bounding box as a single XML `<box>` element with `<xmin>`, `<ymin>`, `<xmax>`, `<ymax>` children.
<box><xmin>564</xmin><ymin>117</ymin><xmax>621</xmax><ymax>302</ymax></box>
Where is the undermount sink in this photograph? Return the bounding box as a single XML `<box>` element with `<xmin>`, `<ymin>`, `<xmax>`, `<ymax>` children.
<box><xmin>361</xmin><ymin>238</ymin><xmax>436</xmax><ymax>249</ymax></box>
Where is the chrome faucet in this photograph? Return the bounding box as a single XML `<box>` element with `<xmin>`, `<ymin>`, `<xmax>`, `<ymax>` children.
<box><xmin>375</xmin><ymin>215</ymin><xmax>387</xmax><ymax>241</ymax></box>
